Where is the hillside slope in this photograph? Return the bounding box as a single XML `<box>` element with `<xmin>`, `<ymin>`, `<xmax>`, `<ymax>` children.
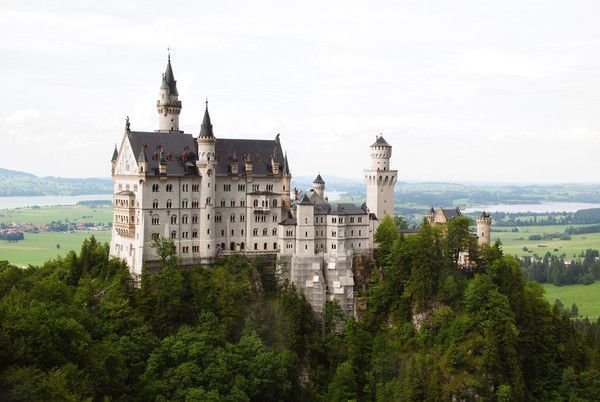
<box><xmin>0</xmin><ymin>168</ymin><xmax>112</xmax><ymax>196</ymax></box>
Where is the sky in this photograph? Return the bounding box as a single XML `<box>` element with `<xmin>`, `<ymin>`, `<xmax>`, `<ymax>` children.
<box><xmin>1</xmin><ymin>0</ymin><xmax>600</xmax><ymax>183</ymax></box>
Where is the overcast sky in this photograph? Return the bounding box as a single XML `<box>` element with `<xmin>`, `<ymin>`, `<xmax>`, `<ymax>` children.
<box><xmin>1</xmin><ymin>1</ymin><xmax>600</xmax><ymax>183</ymax></box>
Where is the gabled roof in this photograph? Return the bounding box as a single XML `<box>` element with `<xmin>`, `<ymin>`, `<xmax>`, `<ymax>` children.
<box><xmin>280</xmin><ymin>210</ymin><xmax>297</xmax><ymax>225</ymax></box>
<box><xmin>313</xmin><ymin>174</ymin><xmax>324</xmax><ymax>184</ymax></box>
<box><xmin>298</xmin><ymin>193</ymin><xmax>313</xmax><ymax>205</ymax></box>
<box><xmin>441</xmin><ymin>207</ymin><xmax>462</xmax><ymax>220</ymax></box>
<box><xmin>371</xmin><ymin>135</ymin><xmax>390</xmax><ymax>147</ymax></box>
<box><xmin>137</xmin><ymin>147</ymin><xmax>147</xmax><ymax>162</ymax></box>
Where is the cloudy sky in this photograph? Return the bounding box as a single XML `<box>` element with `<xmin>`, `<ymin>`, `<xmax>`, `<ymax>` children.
<box><xmin>1</xmin><ymin>1</ymin><xmax>600</xmax><ymax>183</ymax></box>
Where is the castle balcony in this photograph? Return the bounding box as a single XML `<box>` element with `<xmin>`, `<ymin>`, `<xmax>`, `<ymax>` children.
<box><xmin>252</xmin><ymin>206</ymin><xmax>271</xmax><ymax>213</ymax></box>
<box><xmin>113</xmin><ymin>191</ymin><xmax>136</xmax><ymax>238</ymax></box>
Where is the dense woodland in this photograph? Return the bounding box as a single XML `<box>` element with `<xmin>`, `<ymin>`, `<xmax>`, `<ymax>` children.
<box><xmin>522</xmin><ymin>250</ymin><xmax>600</xmax><ymax>286</ymax></box>
<box><xmin>1</xmin><ymin>216</ymin><xmax>599</xmax><ymax>401</ymax></box>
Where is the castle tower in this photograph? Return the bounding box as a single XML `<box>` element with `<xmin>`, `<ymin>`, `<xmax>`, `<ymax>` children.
<box><xmin>156</xmin><ymin>53</ymin><xmax>182</xmax><ymax>132</ymax></box>
<box><xmin>365</xmin><ymin>135</ymin><xmax>398</xmax><ymax>219</ymax></box>
<box><xmin>477</xmin><ymin>211</ymin><xmax>492</xmax><ymax>246</ymax></box>
<box><xmin>196</xmin><ymin>102</ymin><xmax>216</xmax><ymax>258</ymax></box>
<box><xmin>281</xmin><ymin>152</ymin><xmax>292</xmax><ymax>214</ymax></box>
<box><xmin>296</xmin><ymin>194</ymin><xmax>315</xmax><ymax>255</ymax></box>
<box><xmin>313</xmin><ymin>174</ymin><xmax>325</xmax><ymax>200</ymax></box>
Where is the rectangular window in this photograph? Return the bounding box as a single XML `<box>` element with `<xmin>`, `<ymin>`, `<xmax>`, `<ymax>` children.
<box><xmin>224</xmin><ymin>184</ymin><xmax>231</xmax><ymax>191</ymax></box>
<box><xmin>238</xmin><ymin>184</ymin><xmax>246</xmax><ymax>191</ymax></box>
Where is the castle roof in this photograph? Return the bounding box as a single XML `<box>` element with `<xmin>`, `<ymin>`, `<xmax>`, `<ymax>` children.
<box><xmin>137</xmin><ymin>147</ymin><xmax>147</xmax><ymax>162</ymax></box>
<box><xmin>297</xmin><ymin>193</ymin><xmax>313</xmax><ymax>205</ymax></box>
<box><xmin>314</xmin><ymin>203</ymin><xmax>368</xmax><ymax>216</ymax></box>
<box><xmin>280</xmin><ymin>210</ymin><xmax>297</xmax><ymax>225</ymax></box>
<box><xmin>215</xmin><ymin>138</ymin><xmax>284</xmax><ymax>177</ymax></box>
<box><xmin>126</xmin><ymin>131</ymin><xmax>199</xmax><ymax>177</ymax></box>
<box><xmin>124</xmin><ymin>130</ymin><xmax>286</xmax><ymax>178</ymax></box>
<box><xmin>111</xmin><ymin>145</ymin><xmax>118</xmax><ymax>162</ymax></box>
<box><xmin>199</xmin><ymin>104</ymin><xmax>214</xmax><ymax>138</ymax></box>
<box><xmin>282</xmin><ymin>152</ymin><xmax>290</xmax><ymax>175</ymax></box>
<box><xmin>441</xmin><ymin>207</ymin><xmax>462</xmax><ymax>220</ymax></box>
<box><xmin>162</xmin><ymin>55</ymin><xmax>179</xmax><ymax>96</ymax></box>
<box><xmin>480</xmin><ymin>211</ymin><xmax>491</xmax><ymax>218</ymax></box>
<box><xmin>313</xmin><ymin>174</ymin><xmax>324</xmax><ymax>184</ymax></box>
<box><xmin>371</xmin><ymin>135</ymin><xmax>390</xmax><ymax>147</ymax></box>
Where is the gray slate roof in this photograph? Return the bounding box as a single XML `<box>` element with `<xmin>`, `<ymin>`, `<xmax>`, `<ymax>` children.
<box><xmin>127</xmin><ymin>131</ymin><xmax>199</xmax><ymax>177</ymax></box>
<box><xmin>313</xmin><ymin>174</ymin><xmax>324</xmax><ymax>184</ymax></box>
<box><xmin>314</xmin><ymin>202</ymin><xmax>368</xmax><ymax>216</ymax></box>
<box><xmin>162</xmin><ymin>57</ymin><xmax>179</xmax><ymax>96</ymax></box>
<box><xmin>371</xmin><ymin>135</ymin><xmax>390</xmax><ymax>147</ymax></box>
<box><xmin>111</xmin><ymin>145</ymin><xmax>118</xmax><ymax>162</ymax></box>
<box><xmin>199</xmin><ymin>106</ymin><xmax>214</xmax><ymax>138</ymax></box>
<box><xmin>214</xmin><ymin>138</ymin><xmax>284</xmax><ymax>177</ymax></box>
<box><xmin>441</xmin><ymin>207</ymin><xmax>462</xmax><ymax>220</ymax></box>
<box><xmin>126</xmin><ymin>131</ymin><xmax>286</xmax><ymax>178</ymax></box>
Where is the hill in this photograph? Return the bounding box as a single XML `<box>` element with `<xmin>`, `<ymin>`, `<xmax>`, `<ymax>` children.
<box><xmin>0</xmin><ymin>168</ymin><xmax>112</xmax><ymax>196</ymax></box>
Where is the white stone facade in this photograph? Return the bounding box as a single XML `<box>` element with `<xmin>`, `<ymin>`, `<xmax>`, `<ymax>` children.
<box><xmin>110</xmin><ymin>56</ymin><xmax>396</xmax><ymax>314</ymax></box>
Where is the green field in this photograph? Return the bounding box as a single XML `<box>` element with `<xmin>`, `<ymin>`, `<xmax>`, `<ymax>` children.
<box><xmin>493</xmin><ymin>224</ymin><xmax>600</xmax><ymax>258</ymax></box>
<box><xmin>0</xmin><ymin>204</ymin><xmax>112</xmax><ymax>225</ymax></box>
<box><xmin>542</xmin><ymin>281</ymin><xmax>600</xmax><ymax>319</ymax></box>
<box><xmin>0</xmin><ymin>231</ymin><xmax>111</xmax><ymax>267</ymax></box>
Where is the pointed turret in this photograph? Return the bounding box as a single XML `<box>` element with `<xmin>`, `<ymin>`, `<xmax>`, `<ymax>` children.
<box><xmin>158</xmin><ymin>148</ymin><xmax>167</xmax><ymax>175</ymax></box>
<box><xmin>111</xmin><ymin>144</ymin><xmax>118</xmax><ymax>175</ymax></box>
<box><xmin>138</xmin><ymin>147</ymin><xmax>148</xmax><ymax>174</ymax></box>
<box><xmin>157</xmin><ymin>52</ymin><xmax>182</xmax><ymax>132</ymax></box>
<box><xmin>282</xmin><ymin>152</ymin><xmax>291</xmax><ymax>175</ymax></box>
<box><xmin>312</xmin><ymin>173</ymin><xmax>325</xmax><ymax>200</ymax></box>
<box><xmin>111</xmin><ymin>144</ymin><xmax>118</xmax><ymax>162</ymax></box>
<box><xmin>313</xmin><ymin>174</ymin><xmax>324</xmax><ymax>184</ymax></box>
<box><xmin>163</xmin><ymin>53</ymin><xmax>179</xmax><ymax>96</ymax></box>
<box><xmin>199</xmin><ymin>100</ymin><xmax>214</xmax><ymax>139</ymax></box>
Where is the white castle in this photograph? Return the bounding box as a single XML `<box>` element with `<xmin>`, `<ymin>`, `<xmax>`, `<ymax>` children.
<box><xmin>110</xmin><ymin>56</ymin><xmax>489</xmax><ymax>315</ymax></box>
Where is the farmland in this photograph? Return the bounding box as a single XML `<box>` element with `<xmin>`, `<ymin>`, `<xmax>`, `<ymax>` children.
<box><xmin>0</xmin><ymin>204</ymin><xmax>112</xmax><ymax>225</ymax></box>
<box><xmin>492</xmin><ymin>224</ymin><xmax>600</xmax><ymax>258</ymax></box>
<box><xmin>542</xmin><ymin>281</ymin><xmax>600</xmax><ymax>320</ymax></box>
<box><xmin>0</xmin><ymin>231</ymin><xmax>111</xmax><ymax>267</ymax></box>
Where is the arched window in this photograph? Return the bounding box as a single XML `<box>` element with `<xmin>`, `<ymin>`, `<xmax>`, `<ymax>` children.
<box><xmin>272</xmin><ymin>199</ymin><xmax>278</xmax><ymax>207</ymax></box>
<box><xmin>171</xmin><ymin>215</ymin><xmax>177</xmax><ymax>224</ymax></box>
<box><xmin>166</xmin><ymin>200</ymin><xmax>172</xmax><ymax>209</ymax></box>
<box><xmin>263</xmin><ymin>242</ymin><xmax>267</xmax><ymax>250</ymax></box>
<box><xmin>273</xmin><ymin>242</ymin><xmax>277</xmax><ymax>250</ymax></box>
<box><xmin>272</xmin><ymin>228</ymin><xmax>277</xmax><ymax>236</ymax></box>
<box><xmin>170</xmin><ymin>230</ymin><xmax>177</xmax><ymax>239</ymax></box>
<box><xmin>151</xmin><ymin>216</ymin><xmax>159</xmax><ymax>225</ymax></box>
<box><xmin>253</xmin><ymin>228</ymin><xmax>258</xmax><ymax>236</ymax></box>
<box><xmin>192</xmin><ymin>214</ymin><xmax>198</xmax><ymax>224</ymax></box>
<box><xmin>240</xmin><ymin>242</ymin><xmax>245</xmax><ymax>250</ymax></box>
<box><xmin>152</xmin><ymin>200</ymin><xmax>159</xmax><ymax>209</ymax></box>
<box><xmin>182</xmin><ymin>199</ymin><xmax>188</xmax><ymax>208</ymax></box>
<box><xmin>263</xmin><ymin>228</ymin><xmax>268</xmax><ymax>236</ymax></box>
<box><xmin>206</xmin><ymin>197</ymin><xmax>211</xmax><ymax>206</ymax></box>
<box><xmin>230</xmin><ymin>242</ymin><xmax>235</xmax><ymax>251</ymax></box>
<box><xmin>182</xmin><ymin>215</ymin><xmax>188</xmax><ymax>224</ymax></box>
<box><xmin>253</xmin><ymin>199</ymin><xmax>259</xmax><ymax>207</ymax></box>
<box><xmin>230</xmin><ymin>214</ymin><xmax>235</xmax><ymax>222</ymax></box>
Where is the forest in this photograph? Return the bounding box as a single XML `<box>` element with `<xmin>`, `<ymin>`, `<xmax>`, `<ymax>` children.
<box><xmin>0</xmin><ymin>216</ymin><xmax>599</xmax><ymax>401</ymax></box>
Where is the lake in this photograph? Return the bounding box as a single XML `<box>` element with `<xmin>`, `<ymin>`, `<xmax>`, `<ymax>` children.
<box><xmin>463</xmin><ymin>202</ymin><xmax>600</xmax><ymax>214</ymax></box>
<box><xmin>0</xmin><ymin>194</ymin><xmax>113</xmax><ymax>210</ymax></box>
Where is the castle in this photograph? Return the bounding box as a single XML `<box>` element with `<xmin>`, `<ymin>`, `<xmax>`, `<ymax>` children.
<box><xmin>110</xmin><ymin>55</ymin><xmax>490</xmax><ymax>315</ymax></box>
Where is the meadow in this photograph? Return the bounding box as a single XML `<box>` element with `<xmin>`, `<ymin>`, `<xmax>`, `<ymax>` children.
<box><xmin>0</xmin><ymin>204</ymin><xmax>112</xmax><ymax>225</ymax></box>
<box><xmin>0</xmin><ymin>231</ymin><xmax>111</xmax><ymax>267</ymax></box>
<box><xmin>542</xmin><ymin>281</ymin><xmax>600</xmax><ymax>319</ymax></box>
<box><xmin>492</xmin><ymin>224</ymin><xmax>600</xmax><ymax>258</ymax></box>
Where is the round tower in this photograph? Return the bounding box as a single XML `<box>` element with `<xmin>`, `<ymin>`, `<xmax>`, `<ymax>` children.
<box><xmin>156</xmin><ymin>53</ymin><xmax>182</xmax><ymax>132</ymax></box>
<box><xmin>477</xmin><ymin>211</ymin><xmax>492</xmax><ymax>246</ymax></box>
<box><xmin>313</xmin><ymin>174</ymin><xmax>325</xmax><ymax>200</ymax></box>
<box><xmin>365</xmin><ymin>135</ymin><xmax>397</xmax><ymax>220</ymax></box>
<box><xmin>196</xmin><ymin>102</ymin><xmax>216</xmax><ymax>258</ymax></box>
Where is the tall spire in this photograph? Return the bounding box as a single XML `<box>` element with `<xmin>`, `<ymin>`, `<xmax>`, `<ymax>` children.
<box><xmin>111</xmin><ymin>144</ymin><xmax>118</xmax><ymax>162</ymax></box>
<box><xmin>199</xmin><ymin>100</ymin><xmax>214</xmax><ymax>138</ymax></box>
<box><xmin>282</xmin><ymin>152</ymin><xmax>291</xmax><ymax>175</ymax></box>
<box><xmin>163</xmin><ymin>52</ymin><xmax>178</xmax><ymax>96</ymax></box>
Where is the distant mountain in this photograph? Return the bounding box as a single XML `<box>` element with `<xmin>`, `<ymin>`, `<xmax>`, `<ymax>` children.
<box><xmin>0</xmin><ymin>168</ymin><xmax>112</xmax><ymax>196</ymax></box>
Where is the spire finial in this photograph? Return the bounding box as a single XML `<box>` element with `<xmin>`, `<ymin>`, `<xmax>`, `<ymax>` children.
<box><xmin>205</xmin><ymin>97</ymin><xmax>208</xmax><ymax>109</ymax></box>
<box><xmin>167</xmin><ymin>47</ymin><xmax>171</xmax><ymax>63</ymax></box>
<box><xmin>125</xmin><ymin>115</ymin><xmax>130</xmax><ymax>131</ymax></box>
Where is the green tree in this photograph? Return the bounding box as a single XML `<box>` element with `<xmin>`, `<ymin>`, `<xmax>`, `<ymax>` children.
<box><xmin>150</xmin><ymin>237</ymin><xmax>177</xmax><ymax>267</ymax></box>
